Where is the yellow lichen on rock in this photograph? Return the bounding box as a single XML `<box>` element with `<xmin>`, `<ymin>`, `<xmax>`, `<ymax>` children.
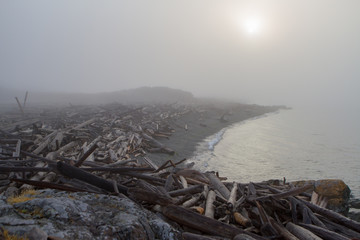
<box><xmin>1</xmin><ymin>228</ymin><xmax>29</xmax><ymax>240</ymax></box>
<box><xmin>6</xmin><ymin>190</ymin><xmax>38</xmax><ymax>205</ymax></box>
<box><xmin>314</xmin><ymin>179</ymin><xmax>350</xmax><ymax>198</ymax></box>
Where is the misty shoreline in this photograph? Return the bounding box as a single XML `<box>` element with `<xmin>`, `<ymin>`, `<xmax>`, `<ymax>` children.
<box><xmin>146</xmin><ymin>102</ymin><xmax>283</xmax><ymax>166</ymax></box>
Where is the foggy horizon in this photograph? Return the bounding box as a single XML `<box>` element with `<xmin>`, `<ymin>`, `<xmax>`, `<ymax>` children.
<box><xmin>1</xmin><ymin>0</ymin><xmax>360</xmax><ymax>108</ymax></box>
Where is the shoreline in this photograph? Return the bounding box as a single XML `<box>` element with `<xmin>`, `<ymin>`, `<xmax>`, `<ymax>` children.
<box><xmin>147</xmin><ymin>103</ymin><xmax>282</xmax><ymax>166</ymax></box>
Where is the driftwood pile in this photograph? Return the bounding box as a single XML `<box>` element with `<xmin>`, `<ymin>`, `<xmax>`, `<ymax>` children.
<box><xmin>1</xmin><ymin>104</ymin><xmax>360</xmax><ymax>240</ymax></box>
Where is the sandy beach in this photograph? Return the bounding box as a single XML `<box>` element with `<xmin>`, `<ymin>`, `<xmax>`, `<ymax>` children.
<box><xmin>147</xmin><ymin>102</ymin><xmax>282</xmax><ymax>166</ymax></box>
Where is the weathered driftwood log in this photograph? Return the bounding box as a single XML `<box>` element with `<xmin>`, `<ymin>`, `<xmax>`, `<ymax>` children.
<box><xmin>269</xmin><ymin>218</ymin><xmax>299</xmax><ymax>240</ymax></box>
<box><xmin>299</xmin><ymin>223</ymin><xmax>350</xmax><ymax>240</ymax></box>
<box><xmin>74</xmin><ymin>143</ymin><xmax>98</xmax><ymax>167</ymax></box>
<box><xmin>175</xmin><ymin>169</ymin><xmax>209</xmax><ymax>184</ymax></box>
<box><xmin>205</xmin><ymin>172</ymin><xmax>230</xmax><ymax>199</ymax></box>
<box><xmin>254</xmin><ymin>201</ymin><xmax>278</xmax><ymax>237</ymax></box>
<box><xmin>162</xmin><ymin>205</ymin><xmax>266</xmax><ymax>240</ymax></box>
<box><xmin>179</xmin><ymin>175</ymin><xmax>188</xmax><ymax>189</ymax></box>
<box><xmin>233</xmin><ymin>234</ymin><xmax>257</xmax><ymax>240</ymax></box>
<box><xmin>46</xmin><ymin>141</ymin><xmax>77</xmax><ymax>161</ymax></box>
<box><xmin>154</xmin><ymin>158</ymin><xmax>187</xmax><ymax>173</ymax></box>
<box><xmin>56</xmin><ymin>161</ymin><xmax>128</xmax><ymax>194</ymax></box>
<box><xmin>227</xmin><ymin>181</ymin><xmax>238</xmax><ymax>208</ymax></box>
<box><xmin>49</xmin><ymin>131</ymin><xmax>64</xmax><ymax>151</ymax></box>
<box><xmin>234</xmin><ymin>212</ymin><xmax>251</xmax><ymax>228</ymax></box>
<box><xmin>285</xmin><ymin>222</ymin><xmax>323</xmax><ymax>240</ymax></box>
<box><xmin>164</xmin><ymin>174</ymin><xmax>175</xmax><ymax>191</ymax></box>
<box><xmin>255</xmin><ymin>184</ymin><xmax>313</xmax><ymax>201</ymax></box>
<box><xmin>118</xmin><ymin>172</ymin><xmax>166</xmax><ymax>184</ymax></box>
<box><xmin>33</xmin><ymin>130</ymin><xmax>58</xmax><ymax>154</ymax></box>
<box><xmin>128</xmin><ymin>187</ymin><xmax>174</xmax><ymax>205</ymax></box>
<box><xmin>298</xmin><ymin>198</ymin><xmax>360</xmax><ymax>232</ymax></box>
<box><xmin>142</xmin><ymin>156</ymin><xmax>159</xmax><ymax>170</ymax></box>
<box><xmin>181</xmin><ymin>232</ymin><xmax>218</xmax><ymax>240</ymax></box>
<box><xmin>182</xmin><ymin>193</ymin><xmax>201</xmax><ymax>208</ymax></box>
<box><xmin>204</xmin><ymin>190</ymin><xmax>216</xmax><ymax>219</ymax></box>
<box><xmin>10</xmin><ymin>148</ymin><xmax>55</xmax><ymax>164</ymax></box>
<box><xmin>248</xmin><ymin>182</ymin><xmax>257</xmax><ymax>197</ymax></box>
<box><xmin>15</xmin><ymin>97</ymin><xmax>24</xmax><ymax>115</ymax></box>
<box><xmin>82</xmin><ymin>167</ymin><xmax>153</xmax><ymax>173</ymax></box>
<box><xmin>298</xmin><ymin>200</ymin><xmax>327</xmax><ymax>228</ymax></box>
<box><xmin>0</xmin><ymin>166</ymin><xmax>51</xmax><ymax>172</ymax></box>
<box><xmin>142</xmin><ymin>133</ymin><xmax>175</xmax><ymax>155</ymax></box>
<box><xmin>316</xmin><ymin>214</ymin><xmax>360</xmax><ymax>239</ymax></box>
<box><xmin>168</xmin><ymin>185</ymin><xmax>203</xmax><ymax>197</ymax></box>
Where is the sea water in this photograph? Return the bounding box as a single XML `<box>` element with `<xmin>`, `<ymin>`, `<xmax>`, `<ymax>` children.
<box><xmin>190</xmin><ymin>107</ymin><xmax>360</xmax><ymax>199</ymax></box>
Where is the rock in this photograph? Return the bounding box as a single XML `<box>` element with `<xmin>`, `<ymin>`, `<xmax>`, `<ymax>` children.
<box><xmin>4</xmin><ymin>186</ymin><xmax>19</xmax><ymax>198</ymax></box>
<box><xmin>314</xmin><ymin>179</ymin><xmax>350</xmax><ymax>214</ymax></box>
<box><xmin>0</xmin><ymin>189</ymin><xmax>181</xmax><ymax>240</ymax></box>
<box><xmin>291</xmin><ymin>179</ymin><xmax>351</xmax><ymax>214</ymax></box>
<box><xmin>27</xmin><ymin>227</ymin><xmax>48</xmax><ymax>240</ymax></box>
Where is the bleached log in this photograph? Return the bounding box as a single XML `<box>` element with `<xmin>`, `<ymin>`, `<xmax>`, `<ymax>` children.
<box><xmin>75</xmin><ymin>143</ymin><xmax>97</xmax><ymax>167</ymax></box>
<box><xmin>33</xmin><ymin>130</ymin><xmax>58</xmax><ymax>154</ymax></box>
<box><xmin>205</xmin><ymin>190</ymin><xmax>216</xmax><ymax>219</ymax></box>
<box><xmin>202</xmin><ymin>185</ymin><xmax>209</xmax><ymax>199</ymax></box>
<box><xmin>179</xmin><ymin>175</ymin><xmax>188</xmax><ymax>189</ymax></box>
<box><xmin>227</xmin><ymin>181</ymin><xmax>238</xmax><ymax>208</ymax></box>
<box><xmin>46</xmin><ymin>141</ymin><xmax>77</xmax><ymax>160</ymax></box>
<box><xmin>286</xmin><ymin>222</ymin><xmax>323</xmax><ymax>240</ymax></box>
<box><xmin>182</xmin><ymin>193</ymin><xmax>201</xmax><ymax>208</ymax></box>
<box><xmin>205</xmin><ymin>172</ymin><xmax>230</xmax><ymax>199</ymax></box>
<box><xmin>142</xmin><ymin>156</ymin><xmax>158</xmax><ymax>170</ymax></box>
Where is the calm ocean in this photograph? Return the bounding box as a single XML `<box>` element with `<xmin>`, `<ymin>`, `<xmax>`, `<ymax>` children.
<box><xmin>190</xmin><ymin>107</ymin><xmax>360</xmax><ymax>199</ymax></box>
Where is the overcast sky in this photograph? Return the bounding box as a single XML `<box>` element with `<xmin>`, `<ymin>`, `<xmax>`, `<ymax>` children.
<box><xmin>1</xmin><ymin>0</ymin><xmax>360</xmax><ymax>107</ymax></box>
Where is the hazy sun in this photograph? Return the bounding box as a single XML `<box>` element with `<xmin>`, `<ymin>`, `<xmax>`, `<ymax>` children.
<box><xmin>243</xmin><ymin>17</ymin><xmax>262</xmax><ymax>35</ymax></box>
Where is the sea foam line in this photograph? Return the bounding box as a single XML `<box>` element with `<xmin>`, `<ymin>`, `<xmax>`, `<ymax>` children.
<box><xmin>208</xmin><ymin>128</ymin><xmax>226</xmax><ymax>150</ymax></box>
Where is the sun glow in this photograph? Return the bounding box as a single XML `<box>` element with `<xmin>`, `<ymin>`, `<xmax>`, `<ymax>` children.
<box><xmin>243</xmin><ymin>17</ymin><xmax>262</xmax><ymax>34</ymax></box>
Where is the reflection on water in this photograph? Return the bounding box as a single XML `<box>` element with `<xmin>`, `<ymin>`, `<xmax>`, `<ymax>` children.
<box><xmin>191</xmin><ymin>108</ymin><xmax>360</xmax><ymax>198</ymax></box>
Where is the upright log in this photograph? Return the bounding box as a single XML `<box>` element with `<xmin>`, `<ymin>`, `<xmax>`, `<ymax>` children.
<box><xmin>204</xmin><ymin>190</ymin><xmax>216</xmax><ymax>219</ymax></box>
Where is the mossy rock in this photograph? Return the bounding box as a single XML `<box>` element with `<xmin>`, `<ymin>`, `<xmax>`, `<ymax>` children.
<box><xmin>291</xmin><ymin>179</ymin><xmax>351</xmax><ymax>214</ymax></box>
<box><xmin>314</xmin><ymin>179</ymin><xmax>350</xmax><ymax>199</ymax></box>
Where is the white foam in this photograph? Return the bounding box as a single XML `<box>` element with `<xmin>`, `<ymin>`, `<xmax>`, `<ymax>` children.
<box><xmin>207</xmin><ymin>128</ymin><xmax>226</xmax><ymax>150</ymax></box>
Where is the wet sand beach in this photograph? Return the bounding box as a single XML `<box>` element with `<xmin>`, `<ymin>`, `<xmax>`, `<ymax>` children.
<box><xmin>148</xmin><ymin>102</ymin><xmax>282</xmax><ymax>166</ymax></box>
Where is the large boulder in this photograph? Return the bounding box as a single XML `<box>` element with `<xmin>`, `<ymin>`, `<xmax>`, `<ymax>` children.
<box><xmin>291</xmin><ymin>179</ymin><xmax>351</xmax><ymax>214</ymax></box>
<box><xmin>0</xmin><ymin>189</ymin><xmax>180</xmax><ymax>240</ymax></box>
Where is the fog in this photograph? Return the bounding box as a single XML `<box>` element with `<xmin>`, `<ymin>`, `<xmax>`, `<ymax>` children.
<box><xmin>1</xmin><ymin>0</ymin><xmax>360</xmax><ymax>108</ymax></box>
